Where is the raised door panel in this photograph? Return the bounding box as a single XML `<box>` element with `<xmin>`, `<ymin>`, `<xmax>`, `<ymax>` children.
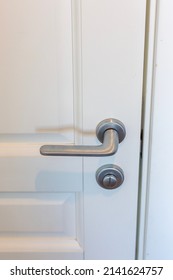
<box><xmin>0</xmin><ymin>0</ymin><xmax>73</xmax><ymax>134</ymax></box>
<box><xmin>0</xmin><ymin>193</ymin><xmax>76</xmax><ymax>234</ymax></box>
<box><xmin>0</xmin><ymin>157</ymin><xmax>82</xmax><ymax>192</ymax></box>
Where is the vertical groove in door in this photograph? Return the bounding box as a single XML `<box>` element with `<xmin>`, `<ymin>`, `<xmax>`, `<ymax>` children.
<box><xmin>71</xmin><ymin>0</ymin><xmax>84</xmax><ymax>257</ymax></box>
<box><xmin>71</xmin><ymin>0</ymin><xmax>83</xmax><ymax>145</ymax></box>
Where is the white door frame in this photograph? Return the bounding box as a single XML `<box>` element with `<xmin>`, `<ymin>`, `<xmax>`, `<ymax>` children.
<box><xmin>137</xmin><ymin>0</ymin><xmax>158</xmax><ymax>259</ymax></box>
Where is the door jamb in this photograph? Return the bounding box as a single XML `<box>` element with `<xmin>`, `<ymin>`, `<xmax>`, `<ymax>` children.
<box><xmin>136</xmin><ymin>0</ymin><xmax>158</xmax><ymax>259</ymax></box>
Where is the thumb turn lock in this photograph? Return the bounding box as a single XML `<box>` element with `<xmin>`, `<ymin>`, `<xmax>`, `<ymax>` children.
<box><xmin>96</xmin><ymin>164</ymin><xmax>124</xmax><ymax>189</ymax></box>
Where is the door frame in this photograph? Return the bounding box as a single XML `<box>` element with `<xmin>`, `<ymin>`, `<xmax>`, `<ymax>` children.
<box><xmin>137</xmin><ymin>0</ymin><xmax>158</xmax><ymax>259</ymax></box>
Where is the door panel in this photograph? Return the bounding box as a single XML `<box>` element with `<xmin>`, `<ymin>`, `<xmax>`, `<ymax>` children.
<box><xmin>0</xmin><ymin>157</ymin><xmax>82</xmax><ymax>192</ymax></box>
<box><xmin>0</xmin><ymin>193</ymin><xmax>76</xmax><ymax>235</ymax></box>
<box><xmin>0</xmin><ymin>237</ymin><xmax>83</xmax><ymax>260</ymax></box>
<box><xmin>0</xmin><ymin>0</ymin><xmax>146</xmax><ymax>259</ymax></box>
<box><xmin>0</xmin><ymin>0</ymin><xmax>73</xmax><ymax>135</ymax></box>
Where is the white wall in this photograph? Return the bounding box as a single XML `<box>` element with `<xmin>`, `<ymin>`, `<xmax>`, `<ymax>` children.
<box><xmin>143</xmin><ymin>0</ymin><xmax>173</xmax><ymax>259</ymax></box>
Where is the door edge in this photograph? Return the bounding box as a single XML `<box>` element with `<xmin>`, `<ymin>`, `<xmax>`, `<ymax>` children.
<box><xmin>136</xmin><ymin>0</ymin><xmax>158</xmax><ymax>260</ymax></box>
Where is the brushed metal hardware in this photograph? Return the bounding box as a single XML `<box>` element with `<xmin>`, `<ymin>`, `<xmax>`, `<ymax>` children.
<box><xmin>96</xmin><ymin>164</ymin><xmax>124</xmax><ymax>189</ymax></box>
<box><xmin>102</xmin><ymin>174</ymin><xmax>117</xmax><ymax>189</ymax></box>
<box><xmin>40</xmin><ymin>118</ymin><xmax>126</xmax><ymax>157</ymax></box>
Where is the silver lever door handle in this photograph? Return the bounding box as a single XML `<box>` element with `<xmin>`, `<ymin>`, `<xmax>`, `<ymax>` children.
<box><xmin>40</xmin><ymin>118</ymin><xmax>126</xmax><ymax>157</ymax></box>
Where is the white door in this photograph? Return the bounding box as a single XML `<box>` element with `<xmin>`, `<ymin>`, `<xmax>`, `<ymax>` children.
<box><xmin>0</xmin><ymin>0</ymin><xmax>146</xmax><ymax>259</ymax></box>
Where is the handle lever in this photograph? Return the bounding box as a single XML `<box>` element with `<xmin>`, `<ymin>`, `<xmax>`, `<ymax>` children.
<box><xmin>40</xmin><ymin>118</ymin><xmax>126</xmax><ymax>157</ymax></box>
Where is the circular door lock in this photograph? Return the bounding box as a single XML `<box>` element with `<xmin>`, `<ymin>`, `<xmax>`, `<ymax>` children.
<box><xmin>96</xmin><ymin>164</ymin><xmax>124</xmax><ymax>189</ymax></box>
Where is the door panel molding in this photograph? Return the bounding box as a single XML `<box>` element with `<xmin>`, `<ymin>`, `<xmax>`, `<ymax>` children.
<box><xmin>71</xmin><ymin>0</ymin><xmax>83</xmax><ymax>146</ymax></box>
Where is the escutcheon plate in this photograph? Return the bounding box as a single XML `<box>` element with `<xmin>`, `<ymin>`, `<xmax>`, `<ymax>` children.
<box><xmin>96</xmin><ymin>118</ymin><xmax>126</xmax><ymax>143</ymax></box>
<box><xmin>96</xmin><ymin>164</ymin><xmax>124</xmax><ymax>189</ymax></box>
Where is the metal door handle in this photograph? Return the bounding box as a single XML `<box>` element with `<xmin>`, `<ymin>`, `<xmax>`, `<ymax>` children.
<box><xmin>40</xmin><ymin>118</ymin><xmax>126</xmax><ymax>157</ymax></box>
